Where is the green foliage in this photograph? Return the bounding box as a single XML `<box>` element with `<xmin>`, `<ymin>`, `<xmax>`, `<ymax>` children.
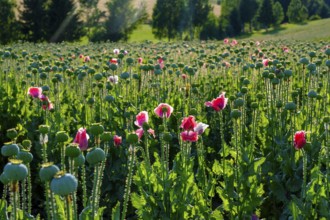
<box><xmin>0</xmin><ymin>0</ymin><xmax>19</xmax><ymax>44</ymax></box>
<box><xmin>20</xmin><ymin>0</ymin><xmax>48</xmax><ymax>42</ymax></box>
<box><xmin>256</xmin><ymin>0</ymin><xmax>275</xmax><ymax>29</ymax></box>
<box><xmin>239</xmin><ymin>0</ymin><xmax>259</xmax><ymax>32</ymax></box>
<box><xmin>46</xmin><ymin>0</ymin><xmax>84</xmax><ymax>42</ymax></box>
<box><xmin>287</xmin><ymin>0</ymin><xmax>309</xmax><ymax>23</ymax></box>
<box><xmin>273</xmin><ymin>1</ymin><xmax>285</xmax><ymax>26</ymax></box>
<box><xmin>94</xmin><ymin>0</ymin><xmax>147</xmax><ymax>42</ymax></box>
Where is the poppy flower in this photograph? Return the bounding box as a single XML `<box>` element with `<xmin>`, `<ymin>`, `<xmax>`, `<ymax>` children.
<box><xmin>180</xmin><ymin>131</ymin><xmax>198</xmax><ymax>142</ymax></box>
<box><xmin>154</xmin><ymin>103</ymin><xmax>174</xmax><ymax>118</ymax></box>
<box><xmin>108</xmin><ymin>75</ymin><xmax>119</xmax><ymax>84</ymax></box>
<box><xmin>135</xmin><ymin>128</ymin><xmax>155</xmax><ymax>140</ymax></box>
<box><xmin>180</xmin><ymin>116</ymin><xmax>197</xmax><ymax>131</ymax></box>
<box><xmin>205</xmin><ymin>92</ymin><xmax>228</xmax><ymax>111</ymax></box>
<box><xmin>42</xmin><ymin>102</ymin><xmax>54</xmax><ymax>111</ymax></box>
<box><xmin>135</xmin><ymin>111</ymin><xmax>149</xmax><ymax>128</ymax></box>
<box><xmin>28</xmin><ymin>87</ymin><xmax>42</xmax><ymax>98</ymax></box>
<box><xmin>231</xmin><ymin>39</ymin><xmax>238</xmax><ymax>46</ymax></box>
<box><xmin>223</xmin><ymin>38</ymin><xmax>229</xmax><ymax>44</ymax></box>
<box><xmin>113</xmin><ymin>49</ymin><xmax>119</xmax><ymax>54</ymax></box>
<box><xmin>84</xmin><ymin>56</ymin><xmax>90</xmax><ymax>62</ymax></box>
<box><xmin>194</xmin><ymin>122</ymin><xmax>209</xmax><ymax>135</ymax></box>
<box><xmin>73</xmin><ymin>128</ymin><xmax>90</xmax><ymax>151</ymax></box>
<box><xmin>113</xmin><ymin>135</ymin><xmax>122</xmax><ymax>147</ymax></box>
<box><xmin>110</xmin><ymin>58</ymin><xmax>118</xmax><ymax>64</ymax></box>
<box><xmin>294</xmin><ymin>131</ymin><xmax>306</xmax><ymax>150</ymax></box>
<box><xmin>262</xmin><ymin>59</ymin><xmax>269</xmax><ymax>66</ymax></box>
<box><xmin>138</xmin><ymin>57</ymin><xmax>143</xmax><ymax>64</ymax></box>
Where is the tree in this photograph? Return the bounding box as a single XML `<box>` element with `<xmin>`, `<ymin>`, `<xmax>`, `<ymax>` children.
<box><xmin>46</xmin><ymin>0</ymin><xmax>84</xmax><ymax>42</ymax></box>
<box><xmin>256</xmin><ymin>0</ymin><xmax>275</xmax><ymax>30</ymax></box>
<box><xmin>100</xmin><ymin>0</ymin><xmax>147</xmax><ymax>42</ymax></box>
<box><xmin>239</xmin><ymin>0</ymin><xmax>259</xmax><ymax>32</ymax></box>
<box><xmin>278</xmin><ymin>0</ymin><xmax>291</xmax><ymax>22</ymax></box>
<box><xmin>273</xmin><ymin>1</ymin><xmax>284</xmax><ymax>26</ymax></box>
<box><xmin>0</xmin><ymin>0</ymin><xmax>18</xmax><ymax>44</ymax></box>
<box><xmin>20</xmin><ymin>0</ymin><xmax>48</xmax><ymax>42</ymax></box>
<box><xmin>185</xmin><ymin>0</ymin><xmax>212</xmax><ymax>39</ymax></box>
<box><xmin>287</xmin><ymin>0</ymin><xmax>308</xmax><ymax>23</ymax></box>
<box><xmin>79</xmin><ymin>0</ymin><xmax>105</xmax><ymax>38</ymax></box>
<box><xmin>152</xmin><ymin>0</ymin><xmax>186</xmax><ymax>40</ymax></box>
<box><xmin>219</xmin><ymin>0</ymin><xmax>241</xmax><ymax>37</ymax></box>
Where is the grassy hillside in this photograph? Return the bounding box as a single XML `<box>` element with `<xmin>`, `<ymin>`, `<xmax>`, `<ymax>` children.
<box><xmin>129</xmin><ymin>18</ymin><xmax>330</xmax><ymax>42</ymax></box>
<box><xmin>240</xmin><ymin>18</ymin><xmax>330</xmax><ymax>41</ymax></box>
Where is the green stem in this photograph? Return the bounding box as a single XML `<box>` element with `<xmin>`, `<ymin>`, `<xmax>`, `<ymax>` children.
<box><xmin>91</xmin><ymin>164</ymin><xmax>99</xmax><ymax>219</ymax></box>
<box><xmin>12</xmin><ymin>182</ymin><xmax>18</xmax><ymax>220</ymax></box>
<box><xmin>81</xmin><ymin>164</ymin><xmax>87</xmax><ymax>207</ymax></box>
<box><xmin>65</xmin><ymin>195</ymin><xmax>71</xmax><ymax>220</ymax></box>
<box><xmin>27</xmin><ymin>165</ymin><xmax>32</xmax><ymax>214</ymax></box>
<box><xmin>121</xmin><ymin>145</ymin><xmax>135</xmax><ymax>220</ymax></box>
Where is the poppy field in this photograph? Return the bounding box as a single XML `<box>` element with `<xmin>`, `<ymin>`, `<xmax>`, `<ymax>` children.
<box><xmin>0</xmin><ymin>39</ymin><xmax>329</xmax><ymax>219</ymax></box>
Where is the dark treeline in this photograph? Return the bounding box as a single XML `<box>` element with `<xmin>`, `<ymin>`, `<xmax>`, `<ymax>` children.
<box><xmin>0</xmin><ymin>0</ymin><xmax>330</xmax><ymax>44</ymax></box>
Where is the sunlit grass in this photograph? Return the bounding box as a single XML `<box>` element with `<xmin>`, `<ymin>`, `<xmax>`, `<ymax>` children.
<box><xmin>128</xmin><ymin>24</ymin><xmax>159</xmax><ymax>43</ymax></box>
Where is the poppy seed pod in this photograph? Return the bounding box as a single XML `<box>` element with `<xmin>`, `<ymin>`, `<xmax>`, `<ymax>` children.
<box><xmin>127</xmin><ymin>133</ymin><xmax>139</xmax><ymax>145</ymax></box>
<box><xmin>17</xmin><ymin>150</ymin><xmax>33</xmax><ymax>164</ymax></box>
<box><xmin>1</xmin><ymin>143</ymin><xmax>19</xmax><ymax>157</ymax></box>
<box><xmin>56</xmin><ymin>131</ymin><xmax>69</xmax><ymax>143</ymax></box>
<box><xmin>74</xmin><ymin>153</ymin><xmax>85</xmax><ymax>167</ymax></box>
<box><xmin>6</xmin><ymin>128</ymin><xmax>18</xmax><ymax>140</ymax></box>
<box><xmin>4</xmin><ymin>160</ymin><xmax>28</xmax><ymax>181</ymax></box>
<box><xmin>39</xmin><ymin>163</ymin><xmax>60</xmax><ymax>182</ymax></box>
<box><xmin>230</xmin><ymin>109</ymin><xmax>242</xmax><ymax>119</ymax></box>
<box><xmin>51</xmin><ymin>173</ymin><xmax>78</xmax><ymax>196</ymax></box>
<box><xmin>90</xmin><ymin>123</ymin><xmax>104</xmax><ymax>136</ymax></box>
<box><xmin>0</xmin><ymin>173</ymin><xmax>10</xmax><ymax>185</ymax></box>
<box><xmin>86</xmin><ymin>148</ymin><xmax>106</xmax><ymax>165</ymax></box>
<box><xmin>308</xmin><ymin>90</ymin><xmax>317</xmax><ymax>98</ymax></box>
<box><xmin>285</xmin><ymin>102</ymin><xmax>296</xmax><ymax>111</ymax></box>
<box><xmin>100</xmin><ymin>132</ymin><xmax>112</xmax><ymax>142</ymax></box>
<box><xmin>65</xmin><ymin>144</ymin><xmax>81</xmax><ymax>158</ymax></box>
<box><xmin>22</xmin><ymin>140</ymin><xmax>32</xmax><ymax>148</ymax></box>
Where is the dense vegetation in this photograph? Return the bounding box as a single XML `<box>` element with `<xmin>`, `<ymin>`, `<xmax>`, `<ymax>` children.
<box><xmin>1</xmin><ymin>0</ymin><xmax>330</xmax><ymax>44</ymax></box>
<box><xmin>0</xmin><ymin>39</ymin><xmax>329</xmax><ymax>219</ymax></box>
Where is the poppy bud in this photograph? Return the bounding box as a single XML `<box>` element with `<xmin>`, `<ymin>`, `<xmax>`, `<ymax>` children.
<box><xmin>56</xmin><ymin>131</ymin><xmax>69</xmax><ymax>143</ymax></box>
<box><xmin>230</xmin><ymin>109</ymin><xmax>242</xmax><ymax>119</ymax></box>
<box><xmin>6</xmin><ymin>128</ymin><xmax>18</xmax><ymax>140</ymax></box>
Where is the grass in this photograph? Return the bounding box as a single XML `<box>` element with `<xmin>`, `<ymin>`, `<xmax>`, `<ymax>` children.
<box><xmin>239</xmin><ymin>18</ymin><xmax>330</xmax><ymax>41</ymax></box>
<box><xmin>129</xmin><ymin>24</ymin><xmax>158</xmax><ymax>43</ymax></box>
<box><xmin>129</xmin><ymin>18</ymin><xmax>330</xmax><ymax>43</ymax></box>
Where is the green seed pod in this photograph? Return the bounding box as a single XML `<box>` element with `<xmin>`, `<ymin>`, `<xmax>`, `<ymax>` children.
<box><xmin>308</xmin><ymin>51</ymin><xmax>316</xmax><ymax>58</ymax></box>
<box><xmin>74</xmin><ymin>153</ymin><xmax>85</xmax><ymax>167</ymax></box>
<box><xmin>104</xmin><ymin>95</ymin><xmax>115</xmax><ymax>103</ymax></box>
<box><xmin>17</xmin><ymin>150</ymin><xmax>33</xmax><ymax>164</ymax></box>
<box><xmin>276</xmin><ymin>100</ymin><xmax>283</xmax><ymax>108</ymax></box>
<box><xmin>94</xmin><ymin>73</ymin><xmax>103</xmax><ymax>81</ymax></box>
<box><xmin>1</xmin><ymin>143</ymin><xmax>19</xmax><ymax>157</ymax></box>
<box><xmin>4</xmin><ymin>160</ymin><xmax>28</xmax><ymax>181</ymax></box>
<box><xmin>65</xmin><ymin>143</ymin><xmax>81</xmax><ymax>158</ymax></box>
<box><xmin>285</xmin><ymin>102</ymin><xmax>296</xmax><ymax>111</ymax></box>
<box><xmin>307</xmin><ymin>90</ymin><xmax>317</xmax><ymax>98</ymax></box>
<box><xmin>299</xmin><ymin>57</ymin><xmax>309</xmax><ymax>65</ymax></box>
<box><xmin>56</xmin><ymin>131</ymin><xmax>69</xmax><ymax>143</ymax></box>
<box><xmin>0</xmin><ymin>172</ymin><xmax>10</xmax><ymax>185</ymax></box>
<box><xmin>234</xmin><ymin>98</ymin><xmax>244</xmax><ymax>108</ymax></box>
<box><xmin>325</xmin><ymin>60</ymin><xmax>330</xmax><ymax>67</ymax></box>
<box><xmin>39</xmin><ymin>125</ymin><xmax>50</xmax><ymax>135</ymax></box>
<box><xmin>230</xmin><ymin>109</ymin><xmax>242</xmax><ymax>119</ymax></box>
<box><xmin>251</xmin><ymin>102</ymin><xmax>259</xmax><ymax>109</ymax></box>
<box><xmin>240</xmin><ymin>87</ymin><xmax>248</xmax><ymax>94</ymax></box>
<box><xmin>126</xmin><ymin>57</ymin><xmax>134</xmax><ymax>64</ymax></box>
<box><xmin>90</xmin><ymin>123</ymin><xmax>104</xmax><ymax>136</ymax></box>
<box><xmin>100</xmin><ymin>132</ymin><xmax>112</xmax><ymax>142</ymax></box>
<box><xmin>163</xmin><ymin>132</ymin><xmax>172</xmax><ymax>142</ymax></box>
<box><xmin>127</xmin><ymin>133</ymin><xmax>139</xmax><ymax>145</ymax></box>
<box><xmin>51</xmin><ymin>172</ymin><xmax>78</xmax><ymax>196</ymax></box>
<box><xmin>307</xmin><ymin>63</ymin><xmax>316</xmax><ymax>72</ymax></box>
<box><xmin>6</xmin><ymin>128</ymin><xmax>18</xmax><ymax>140</ymax></box>
<box><xmin>325</xmin><ymin>48</ymin><xmax>330</xmax><ymax>56</ymax></box>
<box><xmin>86</xmin><ymin>148</ymin><xmax>106</xmax><ymax>165</ymax></box>
<box><xmin>22</xmin><ymin>140</ymin><xmax>32</xmax><ymax>149</ymax></box>
<box><xmin>39</xmin><ymin>163</ymin><xmax>60</xmax><ymax>182</ymax></box>
<box><xmin>110</xmin><ymin>63</ymin><xmax>117</xmax><ymax>71</ymax></box>
<box><xmin>256</xmin><ymin>93</ymin><xmax>264</xmax><ymax>100</ymax></box>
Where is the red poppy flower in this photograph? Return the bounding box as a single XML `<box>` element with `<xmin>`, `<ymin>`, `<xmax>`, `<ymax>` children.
<box><xmin>180</xmin><ymin>131</ymin><xmax>198</xmax><ymax>142</ymax></box>
<box><xmin>180</xmin><ymin>116</ymin><xmax>197</xmax><ymax>131</ymax></box>
<box><xmin>205</xmin><ymin>92</ymin><xmax>228</xmax><ymax>111</ymax></box>
<box><xmin>294</xmin><ymin>131</ymin><xmax>306</xmax><ymax>150</ymax></box>
<box><xmin>73</xmin><ymin>128</ymin><xmax>89</xmax><ymax>151</ymax></box>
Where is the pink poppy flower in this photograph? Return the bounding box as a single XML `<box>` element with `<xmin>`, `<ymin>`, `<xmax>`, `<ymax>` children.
<box><xmin>138</xmin><ymin>57</ymin><xmax>143</xmax><ymax>64</ymax></box>
<box><xmin>135</xmin><ymin>128</ymin><xmax>155</xmax><ymax>140</ymax></box>
<box><xmin>84</xmin><ymin>56</ymin><xmax>90</xmax><ymax>62</ymax></box>
<box><xmin>205</xmin><ymin>92</ymin><xmax>228</xmax><ymax>111</ymax></box>
<box><xmin>223</xmin><ymin>38</ymin><xmax>229</xmax><ymax>44</ymax></box>
<box><xmin>73</xmin><ymin>128</ymin><xmax>90</xmax><ymax>151</ymax></box>
<box><xmin>181</xmin><ymin>74</ymin><xmax>187</xmax><ymax>80</ymax></box>
<box><xmin>180</xmin><ymin>131</ymin><xmax>198</xmax><ymax>142</ymax></box>
<box><xmin>124</xmin><ymin>50</ymin><xmax>128</xmax><ymax>55</ymax></box>
<box><xmin>42</xmin><ymin>102</ymin><xmax>54</xmax><ymax>111</ymax></box>
<box><xmin>180</xmin><ymin>116</ymin><xmax>197</xmax><ymax>131</ymax></box>
<box><xmin>194</xmin><ymin>122</ymin><xmax>209</xmax><ymax>135</ymax></box>
<box><xmin>113</xmin><ymin>135</ymin><xmax>122</xmax><ymax>147</ymax></box>
<box><xmin>262</xmin><ymin>59</ymin><xmax>269</xmax><ymax>66</ymax></box>
<box><xmin>231</xmin><ymin>39</ymin><xmax>238</xmax><ymax>46</ymax></box>
<box><xmin>255</xmin><ymin>41</ymin><xmax>260</xmax><ymax>46</ymax></box>
<box><xmin>294</xmin><ymin>131</ymin><xmax>306</xmax><ymax>150</ymax></box>
<box><xmin>135</xmin><ymin>111</ymin><xmax>149</xmax><ymax>128</ymax></box>
<box><xmin>154</xmin><ymin>103</ymin><xmax>174</xmax><ymax>118</ymax></box>
<box><xmin>158</xmin><ymin>58</ymin><xmax>164</xmax><ymax>69</ymax></box>
<box><xmin>28</xmin><ymin>87</ymin><xmax>42</xmax><ymax>98</ymax></box>
<box><xmin>79</xmin><ymin>54</ymin><xmax>84</xmax><ymax>59</ymax></box>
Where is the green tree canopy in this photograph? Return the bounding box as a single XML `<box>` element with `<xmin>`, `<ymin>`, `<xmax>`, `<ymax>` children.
<box><xmin>256</xmin><ymin>0</ymin><xmax>275</xmax><ymax>30</ymax></box>
<box><xmin>239</xmin><ymin>0</ymin><xmax>259</xmax><ymax>32</ymax></box>
<box><xmin>0</xmin><ymin>0</ymin><xmax>18</xmax><ymax>44</ymax></box>
<box><xmin>287</xmin><ymin>0</ymin><xmax>309</xmax><ymax>23</ymax></box>
<box><xmin>273</xmin><ymin>1</ymin><xmax>284</xmax><ymax>26</ymax></box>
<box><xmin>20</xmin><ymin>0</ymin><xmax>48</xmax><ymax>42</ymax></box>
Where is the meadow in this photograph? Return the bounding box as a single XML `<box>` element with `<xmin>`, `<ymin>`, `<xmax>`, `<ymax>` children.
<box><xmin>0</xmin><ymin>38</ymin><xmax>329</xmax><ymax>219</ymax></box>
